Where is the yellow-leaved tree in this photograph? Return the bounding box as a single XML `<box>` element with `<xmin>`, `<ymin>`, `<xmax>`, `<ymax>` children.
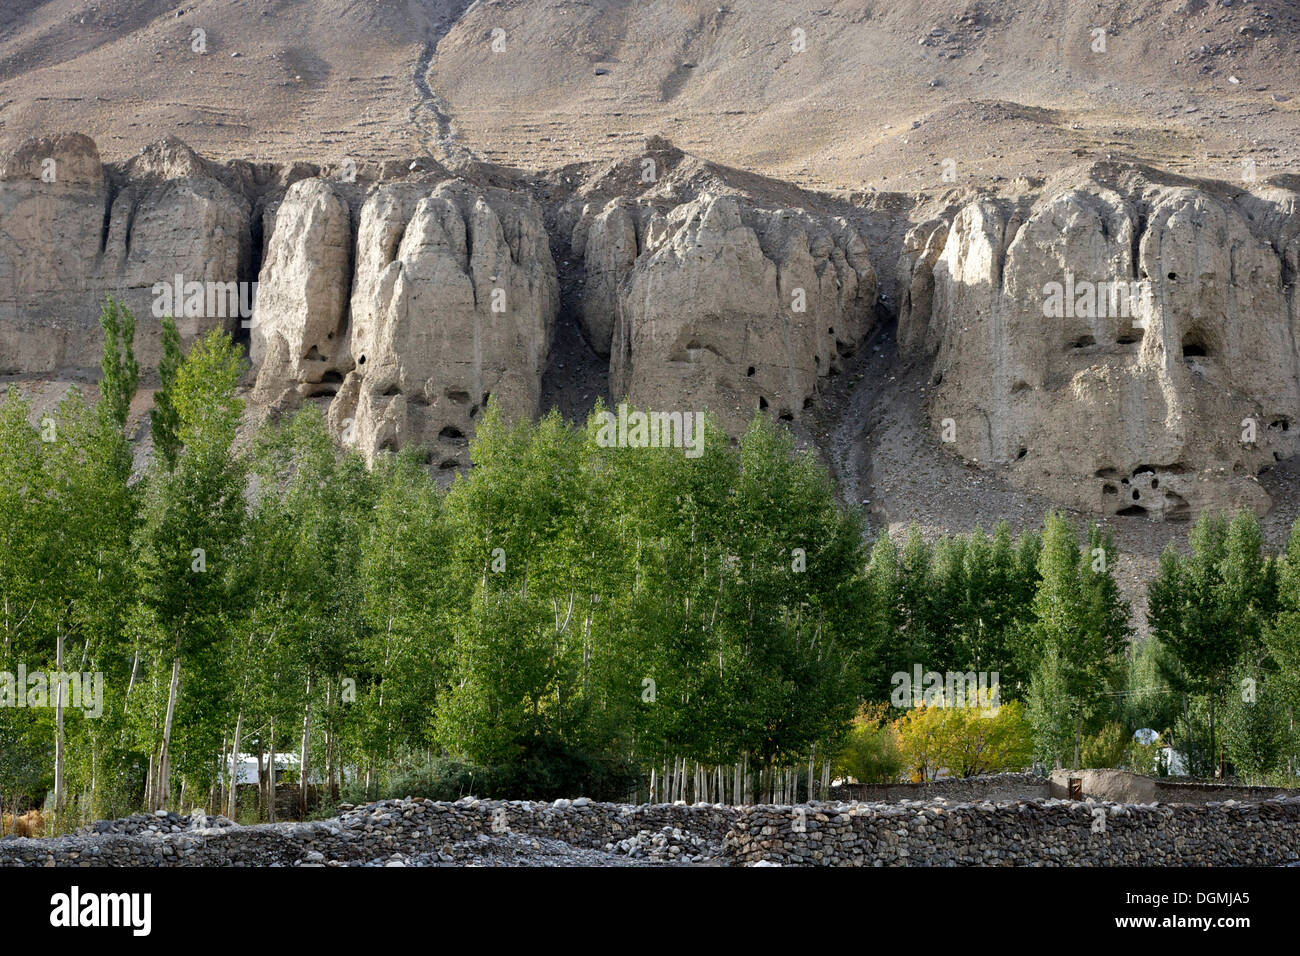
<box><xmin>894</xmin><ymin>700</ymin><xmax>1033</xmax><ymax>781</ymax></box>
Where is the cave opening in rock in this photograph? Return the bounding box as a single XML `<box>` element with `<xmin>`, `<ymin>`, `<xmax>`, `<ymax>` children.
<box><xmin>1182</xmin><ymin>334</ymin><xmax>1208</xmax><ymax>360</ymax></box>
<box><xmin>1117</xmin><ymin>504</ymin><xmax>1147</xmax><ymax>517</ymax></box>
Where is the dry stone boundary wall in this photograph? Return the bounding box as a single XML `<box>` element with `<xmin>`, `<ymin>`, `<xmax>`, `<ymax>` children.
<box><xmin>3</xmin><ymin>789</ymin><xmax>1299</xmax><ymax>866</ymax></box>
<box><xmin>726</xmin><ymin>797</ymin><xmax>1300</xmax><ymax>866</ymax></box>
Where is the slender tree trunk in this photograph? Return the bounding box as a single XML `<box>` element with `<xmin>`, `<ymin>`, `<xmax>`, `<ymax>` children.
<box><xmin>325</xmin><ymin>682</ymin><xmax>337</xmax><ymax>802</ymax></box>
<box><xmin>1209</xmin><ymin>695</ymin><xmax>1218</xmax><ymax>777</ymax></box>
<box><xmin>214</xmin><ymin>735</ymin><xmax>226</xmax><ymax>814</ymax></box>
<box><xmin>300</xmin><ymin>674</ymin><xmax>312</xmax><ymax>819</ymax></box>
<box><xmin>53</xmin><ymin>626</ymin><xmax>65</xmax><ymax>813</ymax></box>
<box><xmin>157</xmin><ymin>646</ymin><xmax>182</xmax><ymax>809</ymax></box>
<box><xmin>227</xmin><ymin>709</ymin><xmax>242</xmax><ymax>820</ymax></box>
<box><xmin>267</xmin><ymin>717</ymin><xmax>277</xmax><ymax>824</ymax></box>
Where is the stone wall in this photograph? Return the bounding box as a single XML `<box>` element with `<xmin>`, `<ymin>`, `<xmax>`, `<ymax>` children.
<box><xmin>724</xmin><ymin>797</ymin><xmax>1300</xmax><ymax>866</ymax></box>
<box><xmin>0</xmin><ymin>797</ymin><xmax>737</xmax><ymax>867</ymax></box>
<box><xmin>7</xmin><ymin>791</ymin><xmax>1300</xmax><ymax>866</ymax></box>
<box><xmin>830</xmin><ymin>773</ymin><xmax>1049</xmax><ymax>804</ymax></box>
<box><xmin>1153</xmin><ymin>779</ymin><xmax>1297</xmax><ymax>804</ymax></box>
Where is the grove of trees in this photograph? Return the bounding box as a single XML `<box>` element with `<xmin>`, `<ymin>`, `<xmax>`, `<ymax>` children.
<box><xmin>1</xmin><ymin>302</ymin><xmax>1298</xmax><ymax>825</ymax></box>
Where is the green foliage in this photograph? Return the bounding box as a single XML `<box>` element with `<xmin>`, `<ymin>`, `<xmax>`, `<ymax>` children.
<box><xmin>1080</xmin><ymin>722</ymin><xmax>1130</xmax><ymax>770</ymax></box>
<box><xmin>150</xmin><ymin>314</ymin><xmax>183</xmax><ymax>471</ymax></box>
<box><xmin>1025</xmin><ymin>514</ymin><xmax>1129</xmax><ymax>768</ymax></box>
<box><xmin>1149</xmin><ymin>510</ymin><xmax>1278</xmax><ymax>775</ymax></box>
<box><xmin>893</xmin><ymin>700</ymin><xmax>1033</xmax><ymax>781</ymax></box>
<box><xmin>17</xmin><ymin>315</ymin><xmax>1300</xmax><ymax>819</ymax></box>
<box><xmin>833</xmin><ymin>703</ymin><xmax>903</xmax><ymax>784</ymax></box>
<box><xmin>1222</xmin><ymin>665</ymin><xmax>1290</xmax><ymax>782</ymax></box>
<box><xmin>97</xmin><ymin>297</ymin><xmax>139</xmax><ymax>432</ymax></box>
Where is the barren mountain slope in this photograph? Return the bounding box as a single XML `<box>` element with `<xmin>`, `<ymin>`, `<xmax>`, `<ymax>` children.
<box><xmin>0</xmin><ymin>0</ymin><xmax>471</xmax><ymax>165</ymax></box>
<box><xmin>431</xmin><ymin>0</ymin><xmax>1300</xmax><ymax>191</ymax></box>
<box><xmin>1</xmin><ymin>0</ymin><xmax>1297</xmax><ymax>189</ymax></box>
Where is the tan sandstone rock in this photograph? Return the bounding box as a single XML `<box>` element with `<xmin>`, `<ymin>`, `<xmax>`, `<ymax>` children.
<box><xmin>900</xmin><ymin>163</ymin><xmax>1300</xmax><ymax>517</ymax></box>
<box><xmin>251</xmin><ymin>178</ymin><xmax>353</xmax><ymax>410</ymax></box>
<box><xmin>0</xmin><ymin>133</ymin><xmax>250</xmax><ymax>373</ymax></box>
<box><xmin>327</xmin><ymin>179</ymin><xmax>558</xmax><ymax>463</ymax></box>
<box><xmin>575</xmin><ymin>190</ymin><xmax>876</xmax><ymax>436</ymax></box>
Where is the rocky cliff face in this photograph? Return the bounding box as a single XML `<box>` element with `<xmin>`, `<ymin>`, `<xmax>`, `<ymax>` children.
<box><xmin>253</xmin><ymin>177</ymin><xmax>558</xmax><ymax>465</ymax></box>
<box><xmin>0</xmin><ymin>133</ymin><xmax>251</xmax><ymax>373</ymax></box>
<box><xmin>6</xmin><ymin>132</ymin><xmax>1300</xmax><ymax>521</ymax></box>
<box><xmin>325</xmin><ymin>180</ymin><xmax>558</xmax><ymax>464</ymax></box>
<box><xmin>250</xmin><ymin>178</ymin><xmax>354</xmax><ymax>411</ymax></box>
<box><xmin>898</xmin><ymin>164</ymin><xmax>1300</xmax><ymax>517</ymax></box>
<box><xmin>564</xmin><ymin>145</ymin><xmax>878</xmax><ymax>436</ymax></box>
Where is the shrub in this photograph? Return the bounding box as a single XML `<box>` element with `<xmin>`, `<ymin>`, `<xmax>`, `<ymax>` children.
<box><xmin>833</xmin><ymin>703</ymin><xmax>903</xmax><ymax>784</ymax></box>
<box><xmin>894</xmin><ymin>700</ymin><xmax>1033</xmax><ymax>781</ymax></box>
<box><xmin>1080</xmin><ymin>722</ymin><xmax>1130</xmax><ymax>769</ymax></box>
<box><xmin>491</xmin><ymin>736</ymin><xmax>640</xmax><ymax>802</ymax></box>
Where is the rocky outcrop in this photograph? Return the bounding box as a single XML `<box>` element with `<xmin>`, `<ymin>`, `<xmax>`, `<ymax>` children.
<box><xmin>898</xmin><ymin>164</ymin><xmax>1300</xmax><ymax>518</ymax></box>
<box><xmin>570</xmin><ymin>182</ymin><xmax>877</xmax><ymax>436</ymax></box>
<box><xmin>0</xmin><ymin>134</ymin><xmax>250</xmax><ymax>373</ymax></box>
<box><xmin>326</xmin><ymin>180</ymin><xmax>558</xmax><ymax>464</ymax></box>
<box><xmin>251</xmin><ymin>178</ymin><xmax>354</xmax><ymax>409</ymax></box>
